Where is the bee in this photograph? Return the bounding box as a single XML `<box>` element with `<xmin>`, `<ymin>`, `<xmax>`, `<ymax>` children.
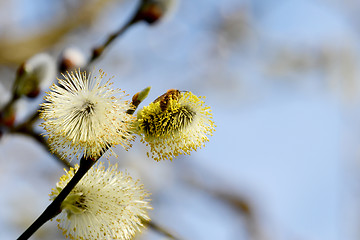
<box><xmin>153</xmin><ymin>89</ymin><xmax>181</xmax><ymax>111</ymax></box>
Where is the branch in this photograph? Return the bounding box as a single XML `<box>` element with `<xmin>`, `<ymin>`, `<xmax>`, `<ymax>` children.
<box><xmin>88</xmin><ymin>0</ymin><xmax>168</xmax><ymax>65</ymax></box>
<box><xmin>17</xmin><ymin>155</ymin><xmax>98</xmax><ymax>240</ymax></box>
<box><xmin>88</xmin><ymin>17</ymin><xmax>139</xmax><ymax>66</ymax></box>
<box><xmin>141</xmin><ymin>217</ymin><xmax>182</xmax><ymax>240</ymax></box>
<box><xmin>15</xmin><ymin>86</ymin><xmax>146</xmax><ymax>238</ymax></box>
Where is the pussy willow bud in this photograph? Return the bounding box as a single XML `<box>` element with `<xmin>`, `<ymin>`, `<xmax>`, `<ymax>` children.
<box><xmin>134</xmin><ymin>89</ymin><xmax>215</xmax><ymax>161</ymax></box>
<box><xmin>51</xmin><ymin>162</ymin><xmax>151</xmax><ymax>240</ymax></box>
<box><xmin>59</xmin><ymin>47</ymin><xmax>86</xmax><ymax>72</ymax></box>
<box><xmin>13</xmin><ymin>53</ymin><xmax>56</xmax><ymax>99</ymax></box>
<box><xmin>40</xmin><ymin>69</ymin><xmax>135</xmax><ymax>160</ymax></box>
<box><xmin>136</xmin><ymin>86</ymin><xmax>151</xmax><ymax>103</ymax></box>
<box><xmin>127</xmin><ymin>86</ymin><xmax>151</xmax><ymax>115</ymax></box>
<box><xmin>134</xmin><ymin>0</ymin><xmax>176</xmax><ymax>24</ymax></box>
<box><xmin>0</xmin><ymin>104</ymin><xmax>16</xmax><ymax>127</ymax></box>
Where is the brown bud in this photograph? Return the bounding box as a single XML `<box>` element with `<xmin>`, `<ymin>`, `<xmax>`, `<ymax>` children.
<box><xmin>13</xmin><ymin>53</ymin><xmax>56</xmax><ymax>99</ymax></box>
<box><xmin>59</xmin><ymin>47</ymin><xmax>86</xmax><ymax>72</ymax></box>
<box><xmin>59</xmin><ymin>58</ymin><xmax>74</xmax><ymax>73</ymax></box>
<box><xmin>16</xmin><ymin>62</ymin><xmax>26</xmax><ymax>78</ymax></box>
<box><xmin>131</xmin><ymin>92</ymin><xmax>141</xmax><ymax>107</ymax></box>
<box><xmin>26</xmin><ymin>87</ymin><xmax>41</xmax><ymax>98</ymax></box>
<box><xmin>0</xmin><ymin>106</ymin><xmax>16</xmax><ymax>127</ymax></box>
<box><xmin>139</xmin><ymin>3</ymin><xmax>164</xmax><ymax>24</ymax></box>
<box><xmin>3</xmin><ymin>114</ymin><xmax>15</xmax><ymax>127</ymax></box>
<box><xmin>92</xmin><ymin>47</ymin><xmax>105</xmax><ymax>59</ymax></box>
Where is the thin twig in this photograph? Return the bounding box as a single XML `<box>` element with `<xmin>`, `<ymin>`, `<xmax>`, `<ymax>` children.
<box><xmin>88</xmin><ymin>17</ymin><xmax>139</xmax><ymax>66</ymax></box>
<box><xmin>24</xmin><ymin>110</ymin><xmax>40</xmax><ymax>127</ymax></box>
<box><xmin>87</xmin><ymin>0</ymin><xmax>165</xmax><ymax>66</ymax></box>
<box><xmin>141</xmin><ymin>218</ymin><xmax>182</xmax><ymax>240</ymax></box>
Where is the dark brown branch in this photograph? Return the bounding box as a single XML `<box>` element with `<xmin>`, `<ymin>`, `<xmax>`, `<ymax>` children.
<box><xmin>17</xmin><ymin>156</ymin><xmax>97</xmax><ymax>240</ymax></box>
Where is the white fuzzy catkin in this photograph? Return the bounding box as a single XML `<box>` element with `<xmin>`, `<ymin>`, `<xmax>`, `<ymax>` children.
<box><xmin>51</xmin><ymin>162</ymin><xmax>151</xmax><ymax>240</ymax></box>
<box><xmin>135</xmin><ymin>90</ymin><xmax>215</xmax><ymax>161</ymax></box>
<box><xmin>40</xmin><ymin>69</ymin><xmax>134</xmax><ymax>160</ymax></box>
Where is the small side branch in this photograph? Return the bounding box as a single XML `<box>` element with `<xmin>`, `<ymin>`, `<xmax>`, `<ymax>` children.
<box><xmin>88</xmin><ymin>17</ymin><xmax>139</xmax><ymax>66</ymax></box>
<box><xmin>141</xmin><ymin>218</ymin><xmax>182</xmax><ymax>240</ymax></box>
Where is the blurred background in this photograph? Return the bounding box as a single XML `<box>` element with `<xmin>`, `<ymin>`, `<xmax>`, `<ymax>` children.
<box><xmin>1</xmin><ymin>0</ymin><xmax>360</xmax><ymax>239</ymax></box>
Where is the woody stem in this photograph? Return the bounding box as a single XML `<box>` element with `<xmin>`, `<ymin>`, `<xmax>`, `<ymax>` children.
<box><xmin>17</xmin><ymin>156</ymin><xmax>97</xmax><ymax>240</ymax></box>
